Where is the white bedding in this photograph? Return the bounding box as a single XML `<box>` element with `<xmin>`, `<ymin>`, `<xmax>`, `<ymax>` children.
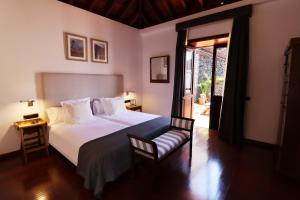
<box><xmin>49</xmin><ymin>111</ymin><xmax>160</xmax><ymax>165</ymax></box>
<box><xmin>96</xmin><ymin>110</ymin><xmax>159</xmax><ymax>125</ymax></box>
<box><xmin>49</xmin><ymin>117</ymin><xmax>128</xmax><ymax>165</ymax></box>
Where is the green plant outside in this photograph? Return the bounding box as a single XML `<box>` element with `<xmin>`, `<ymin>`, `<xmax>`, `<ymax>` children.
<box><xmin>197</xmin><ymin>76</ymin><xmax>224</xmax><ymax>96</ymax></box>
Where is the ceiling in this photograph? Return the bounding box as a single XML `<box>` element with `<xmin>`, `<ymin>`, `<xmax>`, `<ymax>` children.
<box><xmin>58</xmin><ymin>0</ymin><xmax>242</xmax><ymax>29</ymax></box>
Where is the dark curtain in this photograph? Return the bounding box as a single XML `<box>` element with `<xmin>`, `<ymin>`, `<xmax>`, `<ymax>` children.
<box><xmin>171</xmin><ymin>30</ymin><xmax>187</xmax><ymax>117</ymax></box>
<box><xmin>219</xmin><ymin>16</ymin><xmax>250</xmax><ymax>145</ymax></box>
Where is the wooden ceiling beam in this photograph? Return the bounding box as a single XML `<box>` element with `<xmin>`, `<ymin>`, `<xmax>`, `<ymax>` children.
<box><xmin>140</xmin><ymin>13</ymin><xmax>150</xmax><ymax>28</ymax></box>
<box><xmin>160</xmin><ymin>0</ymin><xmax>175</xmax><ymax>19</ymax></box>
<box><xmin>144</xmin><ymin>0</ymin><xmax>162</xmax><ymax>23</ymax></box>
<box><xmin>184</xmin><ymin>0</ymin><xmax>204</xmax><ymax>13</ymax></box>
<box><xmin>178</xmin><ymin>0</ymin><xmax>187</xmax><ymax>10</ymax></box>
<box><xmin>200</xmin><ymin>0</ymin><xmax>208</xmax><ymax>8</ymax></box>
<box><xmin>141</xmin><ymin>1</ymin><xmax>152</xmax><ymax>28</ymax></box>
<box><xmin>129</xmin><ymin>12</ymin><xmax>139</xmax><ymax>27</ymax></box>
<box><xmin>148</xmin><ymin>1</ymin><xmax>165</xmax><ymax>21</ymax></box>
<box><xmin>197</xmin><ymin>0</ymin><xmax>205</xmax><ymax>7</ymax></box>
<box><xmin>88</xmin><ymin>0</ymin><xmax>99</xmax><ymax>11</ymax></box>
<box><xmin>58</xmin><ymin>0</ymin><xmax>241</xmax><ymax>29</ymax></box>
<box><xmin>119</xmin><ymin>0</ymin><xmax>137</xmax><ymax>21</ymax></box>
<box><xmin>166</xmin><ymin>1</ymin><xmax>178</xmax><ymax>17</ymax></box>
<box><xmin>103</xmin><ymin>0</ymin><xmax>115</xmax><ymax>17</ymax></box>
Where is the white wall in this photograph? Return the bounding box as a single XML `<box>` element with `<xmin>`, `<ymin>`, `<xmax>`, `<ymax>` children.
<box><xmin>1</xmin><ymin>0</ymin><xmax>299</xmax><ymax>155</ymax></box>
<box><xmin>141</xmin><ymin>27</ymin><xmax>177</xmax><ymax>115</ymax></box>
<box><xmin>245</xmin><ymin>0</ymin><xmax>300</xmax><ymax>143</ymax></box>
<box><xmin>140</xmin><ymin>0</ymin><xmax>300</xmax><ymax>144</ymax></box>
<box><xmin>0</xmin><ymin>0</ymin><xmax>141</xmax><ymax>154</ymax></box>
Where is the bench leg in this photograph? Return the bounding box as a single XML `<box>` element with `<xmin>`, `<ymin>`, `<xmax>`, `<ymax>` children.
<box><xmin>131</xmin><ymin>153</ymin><xmax>137</xmax><ymax>179</ymax></box>
<box><xmin>152</xmin><ymin>161</ymin><xmax>160</xmax><ymax>192</ymax></box>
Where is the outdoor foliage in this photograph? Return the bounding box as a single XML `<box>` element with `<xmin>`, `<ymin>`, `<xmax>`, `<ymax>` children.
<box><xmin>198</xmin><ymin>78</ymin><xmax>211</xmax><ymax>96</ymax></box>
<box><xmin>198</xmin><ymin>76</ymin><xmax>224</xmax><ymax>96</ymax></box>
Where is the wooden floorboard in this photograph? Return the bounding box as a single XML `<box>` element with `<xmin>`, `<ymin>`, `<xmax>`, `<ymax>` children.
<box><xmin>0</xmin><ymin>126</ymin><xmax>299</xmax><ymax>200</ymax></box>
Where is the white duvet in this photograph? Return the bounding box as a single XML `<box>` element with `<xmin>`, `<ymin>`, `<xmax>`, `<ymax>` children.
<box><xmin>49</xmin><ymin>111</ymin><xmax>160</xmax><ymax>165</ymax></box>
<box><xmin>49</xmin><ymin>117</ymin><xmax>128</xmax><ymax>165</ymax></box>
<box><xmin>96</xmin><ymin>110</ymin><xmax>159</xmax><ymax>125</ymax></box>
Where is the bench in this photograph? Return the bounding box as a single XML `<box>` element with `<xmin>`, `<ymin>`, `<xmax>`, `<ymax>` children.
<box><xmin>127</xmin><ymin>116</ymin><xmax>195</xmax><ymax>165</ymax></box>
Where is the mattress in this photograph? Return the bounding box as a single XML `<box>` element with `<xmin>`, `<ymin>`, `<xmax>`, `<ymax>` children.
<box><xmin>49</xmin><ymin>117</ymin><xmax>128</xmax><ymax>165</ymax></box>
<box><xmin>96</xmin><ymin>110</ymin><xmax>159</xmax><ymax>125</ymax></box>
<box><xmin>49</xmin><ymin>111</ymin><xmax>159</xmax><ymax>165</ymax></box>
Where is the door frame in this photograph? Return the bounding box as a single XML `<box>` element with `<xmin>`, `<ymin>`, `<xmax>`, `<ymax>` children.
<box><xmin>186</xmin><ymin>34</ymin><xmax>229</xmax><ymax>129</ymax></box>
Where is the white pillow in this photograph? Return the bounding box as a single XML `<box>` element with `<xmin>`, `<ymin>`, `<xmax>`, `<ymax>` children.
<box><xmin>101</xmin><ymin>97</ymin><xmax>126</xmax><ymax>115</ymax></box>
<box><xmin>111</xmin><ymin>97</ymin><xmax>127</xmax><ymax>114</ymax></box>
<box><xmin>101</xmin><ymin>98</ymin><xmax>113</xmax><ymax>115</ymax></box>
<box><xmin>62</xmin><ymin>99</ymin><xmax>94</xmax><ymax>124</ymax></box>
<box><xmin>47</xmin><ymin>107</ymin><xmax>65</xmax><ymax>125</ymax></box>
<box><xmin>92</xmin><ymin>98</ymin><xmax>104</xmax><ymax>115</ymax></box>
<box><xmin>60</xmin><ymin>97</ymin><xmax>90</xmax><ymax>106</ymax></box>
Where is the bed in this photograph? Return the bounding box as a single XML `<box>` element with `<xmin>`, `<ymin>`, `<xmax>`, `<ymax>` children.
<box><xmin>49</xmin><ymin>117</ymin><xmax>128</xmax><ymax>165</ymax></box>
<box><xmin>96</xmin><ymin>110</ymin><xmax>159</xmax><ymax>126</ymax></box>
<box><xmin>39</xmin><ymin>73</ymin><xmax>170</xmax><ymax>197</ymax></box>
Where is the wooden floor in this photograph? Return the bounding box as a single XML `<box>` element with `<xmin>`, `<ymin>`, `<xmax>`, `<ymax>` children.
<box><xmin>0</xmin><ymin>127</ymin><xmax>299</xmax><ymax>200</ymax></box>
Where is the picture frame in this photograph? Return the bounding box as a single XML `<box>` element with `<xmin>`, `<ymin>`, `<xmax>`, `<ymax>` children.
<box><xmin>91</xmin><ymin>38</ymin><xmax>108</xmax><ymax>63</ymax></box>
<box><xmin>64</xmin><ymin>32</ymin><xmax>88</xmax><ymax>62</ymax></box>
<box><xmin>150</xmin><ymin>55</ymin><xmax>170</xmax><ymax>83</ymax></box>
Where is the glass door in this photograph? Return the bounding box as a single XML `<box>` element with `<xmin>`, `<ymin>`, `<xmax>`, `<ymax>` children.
<box><xmin>209</xmin><ymin>44</ymin><xmax>228</xmax><ymax>130</ymax></box>
<box><xmin>182</xmin><ymin>48</ymin><xmax>194</xmax><ymax>118</ymax></box>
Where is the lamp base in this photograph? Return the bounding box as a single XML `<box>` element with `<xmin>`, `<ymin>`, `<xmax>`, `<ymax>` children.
<box><xmin>23</xmin><ymin>113</ymin><xmax>39</xmax><ymax>120</ymax></box>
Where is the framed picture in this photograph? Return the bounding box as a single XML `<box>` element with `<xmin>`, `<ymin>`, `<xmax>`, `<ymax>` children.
<box><xmin>150</xmin><ymin>55</ymin><xmax>169</xmax><ymax>83</ymax></box>
<box><xmin>64</xmin><ymin>32</ymin><xmax>87</xmax><ymax>61</ymax></box>
<box><xmin>91</xmin><ymin>38</ymin><xmax>108</xmax><ymax>63</ymax></box>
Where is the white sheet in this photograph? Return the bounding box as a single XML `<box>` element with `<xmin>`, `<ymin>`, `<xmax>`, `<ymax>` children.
<box><xmin>96</xmin><ymin>110</ymin><xmax>159</xmax><ymax>126</ymax></box>
<box><xmin>49</xmin><ymin>117</ymin><xmax>128</xmax><ymax>165</ymax></box>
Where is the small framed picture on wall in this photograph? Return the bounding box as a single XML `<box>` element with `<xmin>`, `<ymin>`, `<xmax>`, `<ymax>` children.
<box><xmin>91</xmin><ymin>38</ymin><xmax>108</xmax><ymax>63</ymax></box>
<box><xmin>64</xmin><ymin>32</ymin><xmax>87</xmax><ymax>61</ymax></box>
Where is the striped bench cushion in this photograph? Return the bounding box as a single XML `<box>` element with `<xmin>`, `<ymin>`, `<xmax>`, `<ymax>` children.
<box><xmin>171</xmin><ymin>118</ymin><xmax>193</xmax><ymax>130</ymax></box>
<box><xmin>152</xmin><ymin>129</ymin><xmax>190</xmax><ymax>159</ymax></box>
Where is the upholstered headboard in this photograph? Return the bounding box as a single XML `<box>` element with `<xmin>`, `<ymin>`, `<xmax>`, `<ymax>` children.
<box><xmin>37</xmin><ymin>72</ymin><xmax>124</xmax><ymax>107</ymax></box>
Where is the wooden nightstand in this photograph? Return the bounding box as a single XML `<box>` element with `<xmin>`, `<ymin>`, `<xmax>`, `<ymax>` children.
<box><xmin>126</xmin><ymin>105</ymin><xmax>142</xmax><ymax>112</ymax></box>
<box><xmin>14</xmin><ymin>118</ymin><xmax>49</xmax><ymax>163</ymax></box>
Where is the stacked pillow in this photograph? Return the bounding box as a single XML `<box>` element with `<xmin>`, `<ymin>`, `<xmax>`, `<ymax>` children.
<box><xmin>61</xmin><ymin>97</ymin><xmax>94</xmax><ymax>124</ymax></box>
<box><xmin>47</xmin><ymin>107</ymin><xmax>65</xmax><ymax>125</ymax></box>
<box><xmin>92</xmin><ymin>98</ymin><xmax>104</xmax><ymax>115</ymax></box>
<box><xmin>93</xmin><ymin>96</ymin><xmax>127</xmax><ymax>115</ymax></box>
<box><xmin>47</xmin><ymin>96</ymin><xmax>127</xmax><ymax>125</ymax></box>
<box><xmin>47</xmin><ymin>97</ymin><xmax>94</xmax><ymax>125</ymax></box>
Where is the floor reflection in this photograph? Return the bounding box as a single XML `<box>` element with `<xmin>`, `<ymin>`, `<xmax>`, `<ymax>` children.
<box><xmin>189</xmin><ymin>126</ymin><xmax>223</xmax><ymax>200</ymax></box>
<box><xmin>1</xmin><ymin>123</ymin><xmax>297</xmax><ymax>200</ymax></box>
<box><xmin>190</xmin><ymin>159</ymin><xmax>222</xmax><ymax>200</ymax></box>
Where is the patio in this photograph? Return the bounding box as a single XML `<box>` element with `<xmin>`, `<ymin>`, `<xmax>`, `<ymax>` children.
<box><xmin>193</xmin><ymin>103</ymin><xmax>210</xmax><ymax>128</ymax></box>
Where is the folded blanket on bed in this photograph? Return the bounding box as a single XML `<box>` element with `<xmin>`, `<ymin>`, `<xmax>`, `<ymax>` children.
<box><xmin>77</xmin><ymin>116</ymin><xmax>170</xmax><ymax>197</ymax></box>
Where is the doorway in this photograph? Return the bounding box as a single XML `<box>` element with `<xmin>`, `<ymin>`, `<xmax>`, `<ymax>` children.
<box><xmin>184</xmin><ymin>34</ymin><xmax>229</xmax><ymax>129</ymax></box>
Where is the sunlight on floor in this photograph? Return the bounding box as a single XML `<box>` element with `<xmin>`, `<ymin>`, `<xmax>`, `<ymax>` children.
<box><xmin>189</xmin><ymin>123</ymin><xmax>223</xmax><ymax>200</ymax></box>
<box><xmin>193</xmin><ymin>103</ymin><xmax>210</xmax><ymax>129</ymax></box>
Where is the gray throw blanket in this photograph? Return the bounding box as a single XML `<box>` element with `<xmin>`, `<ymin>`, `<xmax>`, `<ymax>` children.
<box><xmin>77</xmin><ymin>117</ymin><xmax>170</xmax><ymax>198</ymax></box>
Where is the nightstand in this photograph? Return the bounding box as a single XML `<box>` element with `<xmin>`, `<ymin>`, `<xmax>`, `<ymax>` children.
<box><xmin>14</xmin><ymin>118</ymin><xmax>49</xmax><ymax>163</ymax></box>
<box><xmin>126</xmin><ymin>105</ymin><xmax>142</xmax><ymax>112</ymax></box>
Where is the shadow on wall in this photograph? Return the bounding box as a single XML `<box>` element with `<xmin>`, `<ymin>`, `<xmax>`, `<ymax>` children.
<box><xmin>0</xmin><ymin>125</ymin><xmax>20</xmax><ymax>154</ymax></box>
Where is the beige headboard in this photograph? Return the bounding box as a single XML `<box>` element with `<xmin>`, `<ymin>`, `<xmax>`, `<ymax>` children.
<box><xmin>37</xmin><ymin>72</ymin><xmax>124</xmax><ymax>107</ymax></box>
